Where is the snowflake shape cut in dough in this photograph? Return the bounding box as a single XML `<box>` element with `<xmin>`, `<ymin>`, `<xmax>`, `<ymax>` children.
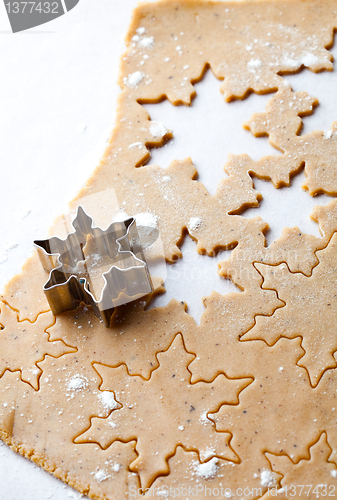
<box><xmin>75</xmin><ymin>334</ymin><xmax>252</xmax><ymax>490</ymax></box>
<box><xmin>265</xmin><ymin>433</ymin><xmax>337</xmax><ymax>499</ymax></box>
<box><xmin>0</xmin><ymin>303</ymin><xmax>75</xmax><ymax>390</ymax></box>
<box><xmin>242</xmin><ymin>232</ymin><xmax>337</xmax><ymax>386</ymax></box>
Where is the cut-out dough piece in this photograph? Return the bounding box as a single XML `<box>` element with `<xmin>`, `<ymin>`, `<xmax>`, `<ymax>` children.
<box><xmin>84</xmin><ymin>155</ymin><xmax>264</xmax><ymax>262</ymax></box>
<box><xmin>47</xmin><ymin>295</ymin><xmax>197</xmax><ymax>379</ymax></box>
<box><xmin>0</xmin><ymin>360</ymin><xmax>139</xmax><ymax>499</ymax></box>
<box><xmin>264</xmin><ymin>433</ymin><xmax>337</xmax><ymax>500</ymax></box>
<box><xmin>0</xmin><ymin>303</ymin><xmax>75</xmax><ymax>390</ymax></box>
<box><xmin>184</xmin><ymin>288</ymin><xmax>282</xmax><ymax>383</ymax></box>
<box><xmin>246</xmin><ymin>87</ymin><xmax>337</xmax><ymax>195</ymax></box>
<box><xmin>219</xmin><ymin>198</ymin><xmax>337</xmax><ymax>295</ymax></box>
<box><xmin>148</xmin><ymin>444</ymin><xmax>281</xmax><ymax>500</ymax></box>
<box><xmin>243</xmin><ymin>232</ymin><xmax>337</xmax><ymax>386</ymax></box>
<box><xmin>75</xmin><ymin>334</ymin><xmax>252</xmax><ymax>490</ymax></box>
<box><xmin>212</xmin><ymin>337</ymin><xmax>337</xmax><ymax>466</ymax></box>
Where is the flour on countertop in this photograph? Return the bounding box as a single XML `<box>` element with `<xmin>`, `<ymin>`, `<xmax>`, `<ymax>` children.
<box><xmin>67</xmin><ymin>491</ymin><xmax>86</xmax><ymax>499</ymax></box>
<box><xmin>21</xmin><ymin>209</ymin><xmax>31</xmax><ymax>219</ymax></box>
<box><xmin>76</xmin><ymin>123</ymin><xmax>87</xmax><ymax>134</ymax></box>
<box><xmin>0</xmin><ymin>242</ymin><xmax>18</xmax><ymax>264</ymax></box>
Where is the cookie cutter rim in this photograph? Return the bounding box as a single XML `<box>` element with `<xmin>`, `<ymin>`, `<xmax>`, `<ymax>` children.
<box><xmin>34</xmin><ymin>205</ymin><xmax>155</xmax><ymax>327</ymax></box>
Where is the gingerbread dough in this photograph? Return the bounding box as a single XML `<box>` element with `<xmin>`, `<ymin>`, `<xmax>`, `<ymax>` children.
<box><xmin>1</xmin><ymin>1</ymin><xmax>337</xmax><ymax>499</ymax></box>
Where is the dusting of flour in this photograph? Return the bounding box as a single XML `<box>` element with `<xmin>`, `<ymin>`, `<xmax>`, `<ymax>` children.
<box><xmin>194</xmin><ymin>457</ymin><xmax>219</xmax><ymax>479</ymax></box>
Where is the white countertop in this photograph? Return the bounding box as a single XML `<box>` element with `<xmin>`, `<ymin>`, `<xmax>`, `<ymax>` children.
<box><xmin>0</xmin><ymin>0</ymin><xmax>336</xmax><ymax>498</ymax></box>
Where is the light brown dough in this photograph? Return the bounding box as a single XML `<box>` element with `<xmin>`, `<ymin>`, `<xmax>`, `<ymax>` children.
<box><xmin>0</xmin><ymin>304</ymin><xmax>74</xmax><ymax>390</ymax></box>
<box><xmin>242</xmin><ymin>233</ymin><xmax>337</xmax><ymax>386</ymax></box>
<box><xmin>75</xmin><ymin>334</ymin><xmax>251</xmax><ymax>489</ymax></box>
<box><xmin>263</xmin><ymin>433</ymin><xmax>337</xmax><ymax>500</ymax></box>
<box><xmin>148</xmin><ymin>445</ymin><xmax>281</xmax><ymax>500</ymax></box>
<box><xmin>246</xmin><ymin>87</ymin><xmax>337</xmax><ymax>195</ymax></box>
<box><xmin>212</xmin><ymin>337</ymin><xmax>337</xmax><ymax>467</ymax></box>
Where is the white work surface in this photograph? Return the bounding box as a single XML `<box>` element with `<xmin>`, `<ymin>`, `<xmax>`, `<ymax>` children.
<box><xmin>0</xmin><ymin>0</ymin><xmax>336</xmax><ymax>498</ymax></box>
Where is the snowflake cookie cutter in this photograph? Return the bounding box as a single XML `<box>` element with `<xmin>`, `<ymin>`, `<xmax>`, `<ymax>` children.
<box><xmin>34</xmin><ymin>206</ymin><xmax>157</xmax><ymax>327</ymax></box>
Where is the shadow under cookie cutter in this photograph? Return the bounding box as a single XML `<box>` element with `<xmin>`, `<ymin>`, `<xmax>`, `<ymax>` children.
<box><xmin>34</xmin><ymin>206</ymin><xmax>158</xmax><ymax>327</ymax></box>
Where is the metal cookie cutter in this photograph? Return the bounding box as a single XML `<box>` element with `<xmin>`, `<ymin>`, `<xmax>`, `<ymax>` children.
<box><xmin>34</xmin><ymin>206</ymin><xmax>158</xmax><ymax>327</ymax></box>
